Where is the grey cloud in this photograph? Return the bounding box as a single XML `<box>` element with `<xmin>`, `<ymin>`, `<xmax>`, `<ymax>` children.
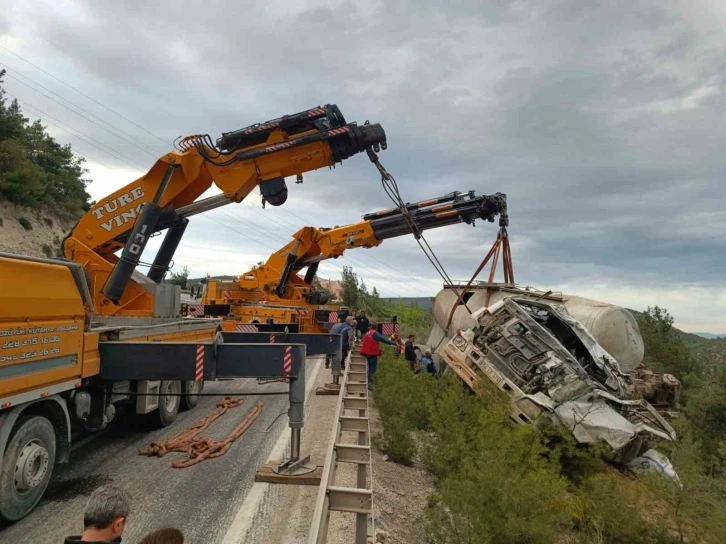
<box><xmin>2</xmin><ymin>0</ymin><xmax>726</xmax><ymax>327</ymax></box>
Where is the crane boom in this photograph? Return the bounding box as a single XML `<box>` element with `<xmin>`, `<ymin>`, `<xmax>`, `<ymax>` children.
<box><xmin>62</xmin><ymin>104</ymin><xmax>386</xmax><ymax>316</ymax></box>
<box><xmin>203</xmin><ymin>191</ymin><xmax>507</xmax><ymax>313</ymax></box>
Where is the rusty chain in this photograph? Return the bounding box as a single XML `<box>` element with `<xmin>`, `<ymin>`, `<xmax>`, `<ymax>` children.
<box><xmin>139</xmin><ymin>397</ymin><xmax>263</xmax><ymax>468</ymax></box>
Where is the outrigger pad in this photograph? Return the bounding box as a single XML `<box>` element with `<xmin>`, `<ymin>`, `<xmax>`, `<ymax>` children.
<box><xmin>316</xmin><ymin>384</ymin><xmax>341</xmax><ymax>396</ymax></box>
<box><xmin>255</xmin><ymin>462</ymin><xmax>323</xmax><ymax>485</ymax></box>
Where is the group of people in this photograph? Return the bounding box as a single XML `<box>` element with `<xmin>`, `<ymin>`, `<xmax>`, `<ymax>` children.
<box><xmin>395</xmin><ymin>333</ymin><xmax>436</xmax><ymax>376</ymax></box>
<box><xmin>331</xmin><ymin>310</ymin><xmax>437</xmax><ymax>389</ymax></box>
<box><xmin>65</xmin><ymin>485</ymin><xmax>183</xmax><ymax>543</ymax></box>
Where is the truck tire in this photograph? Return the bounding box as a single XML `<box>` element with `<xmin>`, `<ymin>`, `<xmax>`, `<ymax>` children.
<box><xmin>0</xmin><ymin>416</ymin><xmax>56</xmax><ymax>522</ymax></box>
<box><xmin>181</xmin><ymin>380</ymin><xmax>204</xmax><ymax>410</ymax></box>
<box><xmin>154</xmin><ymin>380</ymin><xmax>181</xmax><ymax>427</ymax></box>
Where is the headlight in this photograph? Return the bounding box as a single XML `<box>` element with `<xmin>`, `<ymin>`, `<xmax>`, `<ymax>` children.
<box><xmin>452</xmin><ymin>335</ymin><xmax>467</xmax><ymax>351</ymax></box>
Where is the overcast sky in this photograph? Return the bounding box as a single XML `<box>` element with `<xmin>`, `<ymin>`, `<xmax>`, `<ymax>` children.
<box><xmin>2</xmin><ymin>0</ymin><xmax>725</xmax><ymax>332</ymax></box>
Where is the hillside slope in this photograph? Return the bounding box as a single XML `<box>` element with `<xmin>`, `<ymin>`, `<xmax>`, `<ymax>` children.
<box><xmin>0</xmin><ymin>200</ymin><xmax>78</xmax><ymax>258</ymax></box>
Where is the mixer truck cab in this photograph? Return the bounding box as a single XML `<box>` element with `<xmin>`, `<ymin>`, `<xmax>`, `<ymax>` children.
<box><xmin>440</xmin><ymin>297</ymin><xmax>677</xmax><ymax>464</ymax></box>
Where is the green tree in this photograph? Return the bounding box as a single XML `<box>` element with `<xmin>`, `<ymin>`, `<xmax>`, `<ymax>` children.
<box><xmin>637</xmin><ymin>306</ymin><xmax>699</xmax><ymax>381</ymax></box>
<box><xmin>340</xmin><ymin>266</ymin><xmax>360</xmax><ymax>309</ymax></box>
<box><xmin>167</xmin><ymin>265</ymin><xmax>190</xmax><ymax>290</ymax></box>
<box><xmin>0</xmin><ymin>70</ymin><xmax>92</xmax><ymax>214</ymax></box>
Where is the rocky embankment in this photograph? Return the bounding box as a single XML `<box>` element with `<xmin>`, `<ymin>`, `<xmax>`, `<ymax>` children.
<box><xmin>0</xmin><ymin>200</ymin><xmax>79</xmax><ymax>258</ymax></box>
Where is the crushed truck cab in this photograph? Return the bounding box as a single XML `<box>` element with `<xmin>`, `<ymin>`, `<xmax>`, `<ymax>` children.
<box><xmin>440</xmin><ymin>297</ymin><xmax>677</xmax><ymax>463</ymax></box>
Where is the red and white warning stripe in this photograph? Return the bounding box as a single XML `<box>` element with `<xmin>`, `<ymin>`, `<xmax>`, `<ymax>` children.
<box><xmin>187</xmin><ymin>304</ymin><xmax>204</xmax><ymax>317</ymax></box>
<box><xmin>381</xmin><ymin>322</ymin><xmax>400</xmax><ymax>336</ymax></box>
<box><xmin>283</xmin><ymin>345</ymin><xmax>292</xmax><ymax>377</ymax></box>
<box><xmin>327</xmin><ymin>127</ymin><xmax>348</xmax><ymax>136</ymax></box>
<box><xmin>328</xmin><ymin>311</ymin><xmax>338</xmax><ymax>323</ymax></box>
<box><xmin>236</xmin><ymin>324</ymin><xmax>259</xmax><ymax>332</ymax></box>
<box><xmin>269</xmin><ymin>334</ymin><xmax>276</xmax><ymax>344</ymax></box>
<box><xmin>195</xmin><ymin>345</ymin><xmax>204</xmax><ymax>382</ymax></box>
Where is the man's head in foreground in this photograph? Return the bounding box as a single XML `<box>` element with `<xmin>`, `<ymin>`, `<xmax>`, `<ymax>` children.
<box><xmin>82</xmin><ymin>485</ymin><xmax>131</xmax><ymax>542</ymax></box>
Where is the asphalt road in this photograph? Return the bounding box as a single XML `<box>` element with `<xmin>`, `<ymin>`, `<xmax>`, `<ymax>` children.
<box><xmin>0</xmin><ymin>357</ymin><xmax>323</xmax><ymax>543</ymax></box>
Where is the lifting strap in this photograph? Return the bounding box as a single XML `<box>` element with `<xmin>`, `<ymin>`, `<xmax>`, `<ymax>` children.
<box><xmin>444</xmin><ymin>223</ymin><xmax>515</xmax><ymax>332</ymax></box>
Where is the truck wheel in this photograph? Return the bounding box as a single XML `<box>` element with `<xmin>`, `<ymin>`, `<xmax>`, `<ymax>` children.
<box><xmin>154</xmin><ymin>380</ymin><xmax>181</xmax><ymax>427</ymax></box>
<box><xmin>181</xmin><ymin>380</ymin><xmax>204</xmax><ymax>410</ymax></box>
<box><xmin>0</xmin><ymin>416</ymin><xmax>56</xmax><ymax>522</ymax></box>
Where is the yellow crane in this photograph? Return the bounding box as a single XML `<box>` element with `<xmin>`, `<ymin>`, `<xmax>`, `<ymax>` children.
<box><xmin>198</xmin><ymin>191</ymin><xmax>508</xmax><ymax>333</ymax></box>
<box><xmin>0</xmin><ymin>104</ymin><xmax>386</xmax><ymax>520</ymax></box>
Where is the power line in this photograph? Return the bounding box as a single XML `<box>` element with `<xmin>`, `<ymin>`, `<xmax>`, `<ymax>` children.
<box><xmin>0</xmin><ymin>65</ymin><xmax>161</xmax><ymax>159</ymax></box>
<box><xmin>10</xmin><ymin>94</ymin><xmax>149</xmax><ymax>172</ymax></box>
<box><xmin>0</xmin><ymin>53</ymin><xmax>436</xmax><ymax>297</ymax></box>
<box><xmin>199</xmin><ymin>212</ymin><xmax>401</xmax><ymax>298</ymax></box>
<box><xmin>0</xmin><ymin>45</ymin><xmax>172</xmax><ymax>148</ymax></box>
<box><xmin>239</xmin><ymin>195</ymin><xmax>435</xmax><ymax>297</ymax></box>
<box><xmin>9</xmin><ymin>106</ymin><xmax>121</xmax><ymax>172</ymax></box>
<box><xmin>220</xmin><ymin>207</ymin><xmax>412</xmax><ymax>298</ymax></box>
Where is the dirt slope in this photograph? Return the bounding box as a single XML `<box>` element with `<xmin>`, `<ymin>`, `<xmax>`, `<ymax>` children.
<box><xmin>0</xmin><ymin>200</ymin><xmax>79</xmax><ymax>258</ymax></box>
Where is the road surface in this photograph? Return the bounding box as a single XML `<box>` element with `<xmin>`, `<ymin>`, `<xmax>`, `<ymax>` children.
<box><xmin>0</xmin><ymin>357</ymin><xmax>324</xmax><ymax>543</ymax></box>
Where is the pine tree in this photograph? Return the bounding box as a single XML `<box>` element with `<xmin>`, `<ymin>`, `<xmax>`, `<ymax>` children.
<box><xmin>341</xmin><ymin>266</ymin><xmax>360</xmax><ymax>309</ymax></box>
<box><xmin>0</xmin><ymin>70</ymin><xmax>91</xmax><ymax>213</ymax></box>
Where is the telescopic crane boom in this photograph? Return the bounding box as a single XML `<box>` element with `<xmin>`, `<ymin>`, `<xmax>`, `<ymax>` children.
<box><xmin>203</xmin><ymin>191</ymin><xmax>507</xmax><ymax>314</ymax></box>
<box><xmin>62</xmin><ymin>105</ymin><xmax>386</xmax><ymax>316</ymax></box>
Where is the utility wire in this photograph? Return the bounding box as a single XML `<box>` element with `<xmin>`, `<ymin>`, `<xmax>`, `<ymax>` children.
<box><xmin>203</xmin><ymin>211</ymin><xmax>400</xmax><ymax>298</ymax></box>
<box><xmin>10</xmin><ymin>106</ymin><xmax>123</xmax><ymax>172</ymax></box>
<box><xmin>0</xmin><ymin>65</ymin><xmax>161</xmax><ymax>159</ymax></box>
<box><xmin>10</xmin><ymin>94</ymin><xmax>149</xmax><ymax>172</ymax></box>
<box><xmin>1</xmin><ymin>53</ymin><xmax>439</xmax><ymax>298</ymax></box>
<box><xmin>221</xmin><ymin>207</ymin><xmax>416</xmax><ymax>298</ymax></box>
<box><xmin>241</xmin><ymin>195</ymin><xmax>437</xmax><ymax>297</ymax></box>
<box><xmin>0</xmin><ymin>45</ymin><xmax>172</xmax><ymax>147</ymax></box>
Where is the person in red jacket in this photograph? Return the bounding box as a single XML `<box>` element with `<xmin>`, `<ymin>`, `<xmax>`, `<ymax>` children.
<box><xmin>359</xmin><ymin>323</ymin><xmax>397</xmax><ymax>388</ymax></box>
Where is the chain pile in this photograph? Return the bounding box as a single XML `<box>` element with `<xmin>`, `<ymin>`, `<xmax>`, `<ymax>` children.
<box><xmin>139</xmin><ymin>397</ymin><xmax>263</xmax><ymax>468</ymax></box>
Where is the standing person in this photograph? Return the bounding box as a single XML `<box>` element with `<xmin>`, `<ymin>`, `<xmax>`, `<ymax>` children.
<box><xmin>356</xmin><ymin>311</ymin><xmax>370</xmax><ymax>340</ymax></box>
<box><xmin>64</xmin><ymin>485</ymin><xmax>131</xmax><ymax>543</ymax></box>
<box><xmin>404</xmin><ymin>334</ymin><xmax>417</xmax><ymax>370</ymax></box>
<box><xmin>359</xmin><ymin>323</ymin><xmax>397</xmax><ymax>389</ymax></box>
<box><xmin>331</xmin><ymin>316</ymin><xmax>352</xmax><ymax>369</ymax></box>
<box><xmin>390</xmin><ymin>332</ymin><xmax>404</xmax><ymax>357</ymax></box>
<box><xmin>347</xmin><ymin>317</ymin><xmax>358</xmax><ymax>352</ymax></box>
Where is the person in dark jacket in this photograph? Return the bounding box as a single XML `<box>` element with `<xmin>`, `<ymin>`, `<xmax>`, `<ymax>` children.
<box><xmin>330</xmin><ymin>316</ymin><xmax>352</xmax><ymax>369</ymax></box>
<box><xmin>404</xmin><ymin>334</ymin><xmax>417</xmax><ymax>370</ymax></box>
<box><xmin>359</xmin><ymin>323</ymin><xmax>397</xmax><ymax>388</ymax></box>
<box><xmin>64</xmin><ymin>485</ymin><xmax>131</xmax><ymax>543</ymax></box>
<box><xmin>356</xmin><ymin>311</ymin><xmax>370</xmax><ymax>340</ymax></box>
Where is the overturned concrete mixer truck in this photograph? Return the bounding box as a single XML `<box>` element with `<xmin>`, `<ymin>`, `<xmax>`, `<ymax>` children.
<box><xmin>428</xmin><ymin>284</ymin><xmax>681</xmax><ymax>466</ymax></box>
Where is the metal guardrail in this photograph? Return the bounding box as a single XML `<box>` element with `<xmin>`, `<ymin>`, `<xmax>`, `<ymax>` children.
<box><xmin>308</xmin><ymin>347</ymin><xmax>374</xmax><ymax>544</ymax></box>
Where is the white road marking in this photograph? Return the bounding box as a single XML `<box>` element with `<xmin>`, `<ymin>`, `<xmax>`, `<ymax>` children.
<box><xmin>221</xmin><ymin>356</ymin><xmax>324</xmax><ymax>544</ymax></box>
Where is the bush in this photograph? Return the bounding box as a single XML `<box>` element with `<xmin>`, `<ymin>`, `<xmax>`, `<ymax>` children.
<box><xmin>18</xmin><ymin>217</ymin><xmax>32</xmax><ymax>230</ymax></box>
<box><xmin>372</xmin><ymin>352</ymin><xmax>436</xmax><ymax>464</ymax></box>
<box><xmin>372</xmin><ymin>304</ymin><xmax>726</xmax><ymax>543</ymax></box>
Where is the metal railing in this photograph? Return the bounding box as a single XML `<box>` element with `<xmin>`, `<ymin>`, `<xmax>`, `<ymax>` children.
<box><xmin>308</xmin><ymin>347</ymin><xmax>373</xmax><ymax>544</ymax></box>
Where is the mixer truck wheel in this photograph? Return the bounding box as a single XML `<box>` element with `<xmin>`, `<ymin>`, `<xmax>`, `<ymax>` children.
<box><xmin>0</xmin><ymin>415</ymin><xmax>56</xmax><ymax>522</ymax></box>
<box><xmin>181</xmin><ymin>380</ymin><xmax>204</xmax><ymax>410</ymax></box>
<box><xmin>153</xmin><ymin>380</ymin><xmax>181</xmax><ymax>427</ymax></box>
